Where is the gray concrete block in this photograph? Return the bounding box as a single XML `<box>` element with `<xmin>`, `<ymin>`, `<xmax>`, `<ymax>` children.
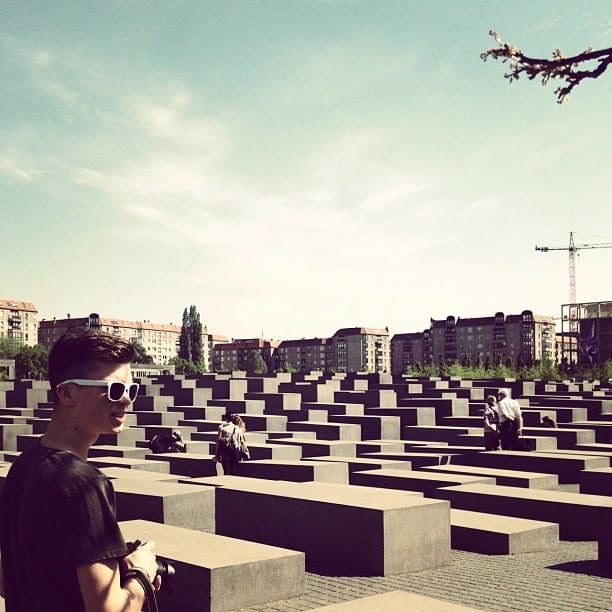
<box><xmin>287</xmin><ymin>420</ymin><xmax>362</xmax><ymax>441</ymax></box>
<box><xmin>579</xmin><ymin>467</ymin><xmax>612</xmax><ymax>495</ymax></box>
<box><xmin>351</xmin><ymin>468</ymin><xmax>495</xmax><ymax>497</ymax></box>
<box><xmin>434</xmin><ymin>483</ymin><xmax>612</xmax><ymax>540</ymax></box>
<box><xmin>244</xmin><ymin>391</ymin><xmax>301</xmax><ymax>410</ymax></box>
<box><xmin>236</xmin><ymin>459</ymin><xmax>349</xmax><ymax>483</ymax></box>
<box><xmin>212</xmin><ymin>478</ymin><xmax>451</xmax><ymax>575</ymax></box>
<box><xmin>599</xmin><ymin>522</ymin><xmax>612</xmax><ymax>569</ymax></box>
<box><xmin>238</xmin><ymin>413</ymin><xmax>288</xmax><ymax>431</ymax></box>
<box><xmin>132</xmin><ymin>394</ymin><xmax>174</xmax><ymax>411</ymax></box>
<box><xmin>359</xmin><ymin>451</ymin><xmax>454</xmax><ymax>469</ymax></box>
<box><xmin>87</xmin><ymin>456</ymin><xmax>171</xmax><ymax>472</ymax></box>
<box><xmin>450</xmin><ymin>509</ymin><xmax>559</xmax><ymax>554</ymax></box>
<box><xmin>397</xmin><ymin>397</ymin><xmax>469</xmax><ymax>418</ymax></box>
<box><xmin>114</xmin><ymin>479</ymin><xmax>215</xmax><ymax>531</ymax></box>
<box><xmin>267</xmin><ymin>438</ymin><xmax>357</xmax><ymax>458</ymax></box>
<box><xmin>356</xmin><ymin>440</ymin><xmax>405</xmax><ymax>454</ymax></box>
<box><xmin>241</xmin><ymin>443</ymin><xmax>303</xmax><ymax>460</ymax></box>
<box><xmin>309</xmin><ymin>455</ymin><xmax>414</xmax><ymax>474</ymax></box>
<box><xmin>452</xmin><ymin>450</ymin><xmax>609</xmax><ymax>484</ymax></box>
<box><xmin>0</xmin><ymin>424</ymin><xmax>33</xmax><ymax>451</ymax></box>
<box><xmin>402</xmin><ymin>425</ymin><xmax>480</xmax><ymax>444</ymax></box>
<box><xmin>418</xmin><ymin>464</ymin><xmax>559</xmax><ymax>489</ymax></box>
<box><xmin>89</xmin><ymin>445</ymin><xmax>149</xmax><ymax>459</ymax></box>
<box><xmin>365</xmin><ymin>406</ymin><xmax>437</xmax><ymax>426</ymax></box>
<box><xmin>101</xmin><ymin>466</ymin><xmax>180</xmax><ymax>482</ymax></box>
<box><xmin>145</xmin><ymin>452</ymin><xmax>218</xmax><ymax>477</ymax></box>
<box><xmin>328</xmin><ymin>414</ymin><xmax>400</xmax><ymax>440</ymax></box>
<box><xmin>134</xmin><ymin>411</ymin><xmax>182</xmax><ymax>426</ymax></box>
<box><xmin>120</xmin><ymin>519</ymin><xmax>305</xmax><ymax>612</ymax></box>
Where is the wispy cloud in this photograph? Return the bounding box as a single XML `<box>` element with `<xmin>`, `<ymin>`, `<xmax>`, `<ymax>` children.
<box><xmin>0</xmin><ymin>155</ymin><xmax>38</xmax><ymax>182</ymax></box>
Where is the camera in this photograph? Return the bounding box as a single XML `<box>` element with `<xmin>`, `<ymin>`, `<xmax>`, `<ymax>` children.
<box><xmin>155</xmin><ymin>556</ymin><xmax>176</xmax><ymax>581</ymax></box>
<box><xmin>126</xmin><ymin>540</ymin><xmax>176</xmax><ymax>583</ymax></box>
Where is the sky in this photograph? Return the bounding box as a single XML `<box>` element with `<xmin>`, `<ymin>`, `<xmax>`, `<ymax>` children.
<box><xmin>1</xmin><ymin>1</ymin><xmax>611</xmax><ymax>341</ymax></box>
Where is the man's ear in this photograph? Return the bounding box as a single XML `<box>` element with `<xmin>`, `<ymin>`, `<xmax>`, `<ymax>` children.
<box><xmin>55</xmin><ymin>383</ymin><xmax>76</xmax><ymax>406</ymax></box>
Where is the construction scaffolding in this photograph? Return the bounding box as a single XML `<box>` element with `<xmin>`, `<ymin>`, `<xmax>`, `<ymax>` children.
<box><xmin>560</xmin><ymin>300</ymin><xmax>612</xmax><ymax>366</ymax></box>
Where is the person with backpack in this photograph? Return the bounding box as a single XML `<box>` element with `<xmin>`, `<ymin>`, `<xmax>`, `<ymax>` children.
<box><xmin>215</xmin><ymin>413</ymin><xmax>245</xmax><ymax>475</ymax></box>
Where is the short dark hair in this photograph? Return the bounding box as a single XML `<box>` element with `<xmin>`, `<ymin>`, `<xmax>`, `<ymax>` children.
<box><xmin>49</xmin><ymin>330</ymin><xmax>135</xmax><ymax>397</ymax></box>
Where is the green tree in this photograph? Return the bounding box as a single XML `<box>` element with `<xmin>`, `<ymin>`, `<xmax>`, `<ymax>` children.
<box><xmin>0</xmin><ymin>337</ymin><xmax>21</xmax><ymax>359</ymax></box>
<box><xmin>245</xmin><ymin>350</ymin><xmax>267</xmax><ymax>375</ymax></box>
<box><xmin>188</xmin><ymin>305</ymin><xmax>203</xmax><ymax>365</ymax></box>
<box><xmin>14</xmin><ymin>345</ymin><xmax>48</xmax><ymax>380</ymax></box>
<box><xmin>481</xmin><ymin>30</ymin><xmax>612</xmax><ymax>103</ymax></box>
<box><xmin>131</xmin><ymin>341</ymin><xmax>154</xmax><ymax>364</ymax></box>
<box><xmin>177</xmin><ymin>305</ymin><xmax>205</xmax><ymax>372</ymax></box>
<box><xmin>167</xmin><ymin>356</ymin><xmax>199</xmax><ymax>375</ymax></box>
<box><xmin>178</xmin><ymin>308</ymin><xmax>192</xmax><ymax>361</ymax></box>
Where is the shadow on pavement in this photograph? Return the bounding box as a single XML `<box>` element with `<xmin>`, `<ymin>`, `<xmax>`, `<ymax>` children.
<box><xmin>548</xmin><ymin>559</ymin><xmax>612</xmax><ymax>579</ymax></box>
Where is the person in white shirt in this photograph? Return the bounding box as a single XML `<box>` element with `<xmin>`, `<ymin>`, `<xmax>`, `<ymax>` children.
<box><xmin>496</xmin><ymin>388</ymin><xmax>523</xmax><ymax>450</ymax></box>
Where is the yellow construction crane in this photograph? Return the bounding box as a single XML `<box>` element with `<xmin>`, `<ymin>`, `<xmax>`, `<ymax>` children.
<box><xmin>535</xmin><ymin>231</ymin><xmax>612</xmax><ymax>306</ymax></box>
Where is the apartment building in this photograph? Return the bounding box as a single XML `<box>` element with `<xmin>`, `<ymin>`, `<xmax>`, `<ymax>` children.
<box><xmin>390</xmin><ymin>332</ymin><xmax>424</xmax><ymax>376</ymax></box>
<box><xmin>38</xmin><ymin>313</ymin><xmax>182</xmax><ymax>364</ymax></box>
<box><xmin>327</xmin><ymin>327</ymin><xmax>391</xmax><ymax>373</ymax></box>
<box><xmin>212</xmin><ymin>338</ymin><xmax>280</xmax><ymax>373</ymax></box>
<box><xmin>391</xmin><ymin>310</ymin><xmax>556</xmax><ymax>373</ymax></box>
<box><xmin>0</xmin><ymin>299</ymin><xmax>38</xmax><ymax>347</ymax></box>
<box><xmin>205</xmin><ymin>330</ymin><xmax>230</xmax><ymax>372</ymax></box>
<box><xmin>275</xmin><ymin>337</ymin><xmax>329</xmax><ymax>372</ymax></box>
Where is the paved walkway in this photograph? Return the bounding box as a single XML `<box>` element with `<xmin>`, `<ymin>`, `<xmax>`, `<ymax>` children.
<box><xmin>239</xmin><ymin>541</ymin><xmax>612</xmax><ymax>611</ymax></box>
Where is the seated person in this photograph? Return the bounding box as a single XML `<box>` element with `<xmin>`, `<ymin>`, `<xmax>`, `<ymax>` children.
<box><xmin>148</xmin><ymin>429</ymin><xmax>187</xmax><ymax>453</ymax></box>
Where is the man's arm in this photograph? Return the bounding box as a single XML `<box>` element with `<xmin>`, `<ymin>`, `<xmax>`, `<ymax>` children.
<box><xmin>516</xmin><ymin>403</ymin><xmax>524</xmax><ymax>434</ymax></box>
<box><xmin>77</xmin><ymin>541</ymin><xmax>159</xmax><ymax>612</ymax></box>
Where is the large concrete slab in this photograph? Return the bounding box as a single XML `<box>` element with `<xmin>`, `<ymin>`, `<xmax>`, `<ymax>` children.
<box><xmin>266</xmin><ymin>437</ymin><xmax>357</xmax><ymax>457</ymax></box>
<box><xmin>235</xmin><ymin>459</ymin><xmax>349</xmax><ymax>483</ymax></box>
<box><xmin>451</xmin><ymin>450</ymin><xmax>609</xmax><ymax>484</ymax></box>
<box><xmin>0</xmin><ymin>424</ymin><xmax>33</xmax><ymax>451</ymax></box>
<box><xmin>359</xmin><ymin>451</ymin><xmax>458</xmax><ymax>469</ymax></box>
<box><xmin>450</xmin><ymin>509</ymin><xmax>559</xmax><ymax>555</ymax></box>
<box><xmin>579</xmin><ymin>467</ymin><xmax>612</xmax><ymax>495</ymax></box>
<box><xmin>434</xmin><ymin>483</ymin><xmax>612</xmax><ymax>540</ymax></box>
<box><xmin>328</xmin><ymin>414</ymin><xmax>401</xmax><ymax>440</ymax></box>
<box><xmin>114</xmin><ymin>479</ymin><xmax>215</xmax><ymax>530</ymax></box>
<box><xmin>309</xmin><ymin>455</ymin><xmax>415</xmax><ymax>474</ymax></box>
<box><xmin>418</xmin><ymin>464</ymin><xmax>560</xmax><ymax>489</ymax></box>
<box><xmin>207</xmin><ymin>477</ymin><xmax>450</xmax><ymax>576</ymax></box>
<box><xmin>87</xmin><ymin>456</ymin><xmax>171</xmax><ymax>472</ymax></box>
<box><xmin>120</xmin><ymin>519</ymin><xmax>305</xmax><ymax>612</ymax></box>
<box><xmin>145</xmin><ymin>452</ymin><xmax>218</xmax><ymax>477</ymax></box>
<box><xmin>287</xmin><ymin>420</ymin><xmax>362</xmax><ymax>441</ymax></box>
<box><xmin>351</xmin><ymin>468</ymin><xmax>495</xmax><ymax>497</ymax></box>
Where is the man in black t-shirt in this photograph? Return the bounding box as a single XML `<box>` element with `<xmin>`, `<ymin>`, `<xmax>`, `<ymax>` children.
<box><xmin>0</xmin><ymin>330</ymin><xmax>161</xmax><ymax>611</ymax></box>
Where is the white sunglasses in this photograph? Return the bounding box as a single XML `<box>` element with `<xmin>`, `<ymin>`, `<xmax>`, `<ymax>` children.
<box><xmin>56</xmin><ymin>379</ymin><xmax>140</xmax><ymax>402</ymax></box>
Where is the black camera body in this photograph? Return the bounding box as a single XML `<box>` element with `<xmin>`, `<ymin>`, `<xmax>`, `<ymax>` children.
<box><xmin>155</xmin><ymin>556</ymin><xmax>176</xmax><ymax>581</ymax></box>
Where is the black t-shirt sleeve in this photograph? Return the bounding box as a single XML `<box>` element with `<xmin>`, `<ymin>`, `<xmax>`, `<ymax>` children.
<box><xmin>53</xmin><ymin>470</ymin><xmax>128</xmax><ymax>567</ymax></box>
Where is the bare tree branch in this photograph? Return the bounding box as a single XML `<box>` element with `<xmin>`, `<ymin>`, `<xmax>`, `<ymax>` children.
<box><xmin>481</xmin><ymin>30</ymin><xmax>612</xmax><ymax>103</ymax></box>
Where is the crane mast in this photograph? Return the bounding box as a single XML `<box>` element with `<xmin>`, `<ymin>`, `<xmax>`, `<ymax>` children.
<box><xmin>535</xmin><ymin>231</ymin><xmax>612</xmax><ymax>308</ymax></box>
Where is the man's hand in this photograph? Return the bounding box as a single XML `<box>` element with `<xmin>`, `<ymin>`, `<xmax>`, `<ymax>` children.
<box><xmin>122</xmin><ymin>540</ymin><xmax>160</xmax><ymax>590</ymax></box>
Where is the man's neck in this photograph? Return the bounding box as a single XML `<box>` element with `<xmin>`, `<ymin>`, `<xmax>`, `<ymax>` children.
<box><xmin>41</xmin><ymin>417</ymin><xmax>96</xmax><ymax>461</ymax></box>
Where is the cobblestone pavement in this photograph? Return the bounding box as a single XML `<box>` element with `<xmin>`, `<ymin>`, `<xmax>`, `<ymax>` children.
<box><xmin>239</xmin><ymin>541</ymin><xmax>612</xmax><ymax>611</ymax></box>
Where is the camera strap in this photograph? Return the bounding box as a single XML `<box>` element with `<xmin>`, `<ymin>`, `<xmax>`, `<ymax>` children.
<box><xmin>124</xmin><ymin>567</ymin><xmax>159</xmax><ymax>612</ymax></box>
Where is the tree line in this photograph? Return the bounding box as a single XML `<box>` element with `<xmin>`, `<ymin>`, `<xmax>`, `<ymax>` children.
<box><xmin>407</xmin><ymin>358</ymin><xmax>612</xmax><ymax>382</ymax></box>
